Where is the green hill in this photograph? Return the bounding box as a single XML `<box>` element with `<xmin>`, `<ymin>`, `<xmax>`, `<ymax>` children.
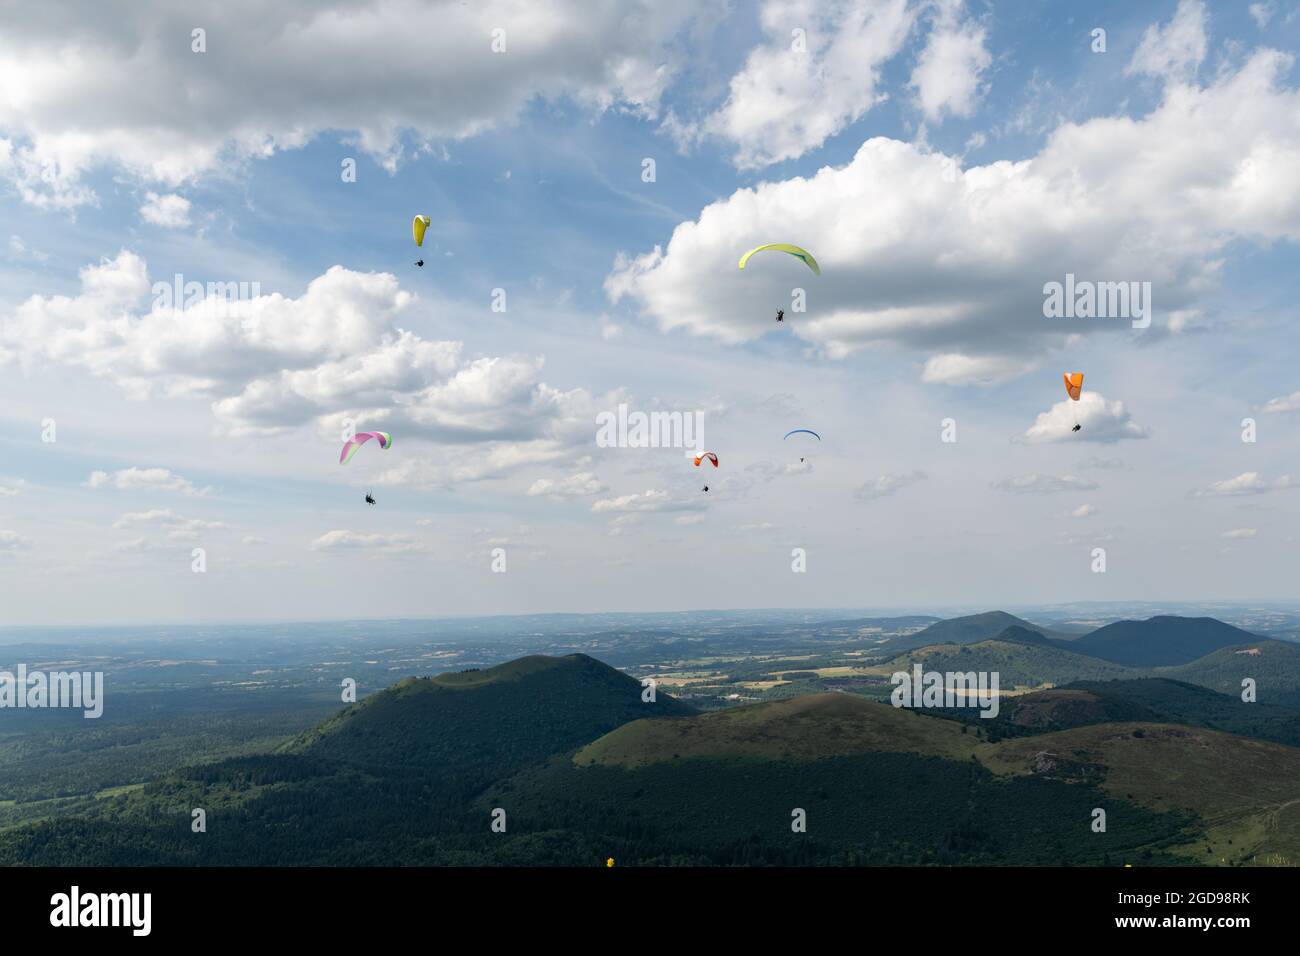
<box><xmin>575</xmin><ymin>692</ymin><xmax>976</xmax><ymax>768</ymax></box>
<box><xmin>291</xmin><ymin>653</ymin><xmax>693</xmax><ymax>773</ymax></box>
<box><xmin>875</xmin><ymin>633</ymin><xmax>1129</xmax><ymax>688</ymax></box>
<box><xmin>1158</xmin><ymin>640</ymin><xmax>1300</xmax><ymax>704</ymax></box>
<box><xmin>882</xmin><ymin>611</ymin><xmax>1062</xmax><ymax>653</ymax></box>
<box><xmin>1070</xmin><ymin>616</ymin><xmax>1264</xmax><ymax>667</ymax></box>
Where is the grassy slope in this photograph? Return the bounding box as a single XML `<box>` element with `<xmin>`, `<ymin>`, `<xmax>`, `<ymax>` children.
<box><xmin>577</xmin><ymin>691</ymin><xmax>1300</xmax><ymax>865</ymax></box>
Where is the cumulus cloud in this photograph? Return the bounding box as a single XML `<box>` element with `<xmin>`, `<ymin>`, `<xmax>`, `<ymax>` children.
<box><xmin>1222</xmin><ymin>527</ymin><xmax>1258</xmax><ymax>539</ymax></box>
<box><xmin>853</xmin><ymin>470</ymin><xmax>927</xmax><ymax>500</ymax></box>
<box><xmin>1020</xmin><ymin>393</ymin><xmax>1149</xmax><ymax>444</ymax></box>
<box><xmin>87</xmin><ymin>467</ymin><xmax>211</xmax><ymax>497</ymax></box>
<box><xmin>689</xmin><ymin>0</ymin><xmax>917</xmax><ymax>169</ymax></box>
<box><xmin>608</xmin><ymin>46</ymin><xmax>1300</xmax><ymax>374</ymax></box>
<box><xmin>0</xmin><ymin>0</ymin><xmax>718</xmax><ymax>207</ymax></box>
<box><xmin>139</xmin><ymin>192</ymin><xmax>192</xmax><ymax>228</ymax></box>
<box><xmin>909</xmin><ymin>0</ymin><xmax>991</xmax><ymax>122</ymax></box>
<box><xmin>1067</xmin><ymin>504</ymin><xmax>1097</xmax><ymax>518</ymax></box>
<box><xmin>1126</xmin><ymin>0</ymin><xmax>1207</xmax><ymax>83</ymax></box>
<box><xmin>1</xmin><ymin>253</ymin><xmax>606</xmax><ymax>482</ymax></box>
<box><xmin>310</xmin><ymin>530</ymin><xmax>427</xmax><ymax>553</ymax></box>
<box><xmin>1194</xmin><ymin>472</ymin><xmax>1293</xmax><ymax>496</ymax></box>
<box><xmin>993</xmin><ymin>474</ymin><xmax>1099</xmax><ymax>494</ymax></box>
<box><xmin>527</xmin><ymin>472</ymin><xmax>608</xmax><ymax>499</ymax></box>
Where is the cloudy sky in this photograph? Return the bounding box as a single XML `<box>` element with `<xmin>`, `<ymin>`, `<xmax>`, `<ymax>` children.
<box><xmin>2</xmin><ymin>0</ymin><xmax>1298</xmax><ymax>626</ymax></box>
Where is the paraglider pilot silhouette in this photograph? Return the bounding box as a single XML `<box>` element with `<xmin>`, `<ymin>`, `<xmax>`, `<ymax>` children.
<box><xmin>775</xmin><ymin>309</ymin><xmax>784</xmax><ymax>322</ymax></box>
<box><xmin>365</xmin><ymin>493</ymin><xmax>376</xmax><ymax>506</ymax></box>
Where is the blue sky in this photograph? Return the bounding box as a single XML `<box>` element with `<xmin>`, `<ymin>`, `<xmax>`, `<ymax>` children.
<box><xmin>2</xmin><ymin>0</ymin><xmax>1299</xmax><ymax>625</ymax></box>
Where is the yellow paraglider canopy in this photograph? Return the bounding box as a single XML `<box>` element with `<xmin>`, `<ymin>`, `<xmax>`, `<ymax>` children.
<box><xmin>412</xmin><ymin>215</ymin><xmax>431</xmax><ymax>247</ymax></box>
<box><xmin>738</xmin><ymin>243</ymin><xmax>820</xmax><ymax>275</ymax></box>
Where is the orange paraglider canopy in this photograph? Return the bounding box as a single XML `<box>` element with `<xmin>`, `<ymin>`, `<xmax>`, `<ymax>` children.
<box><xmin>1063</xmin><ymin>372</ymin><xmax>1084</xmax><ymax>401</ymax></box>
<box><xmin>693</xmin><ymin>452</ymin><xmax>720</xmax><ymax>467</ymax></box>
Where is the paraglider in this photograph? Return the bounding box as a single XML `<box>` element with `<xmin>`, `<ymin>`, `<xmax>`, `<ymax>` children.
<box><xmin>693</xmin><ymin>452</ymin><xmax>719</xmax><ymax>468</ymax></box>
<box><xmin>365</xmin><ymin>493</ymin><xmax>376</xmax><ymax>506</ymax></box>
<box><xmin>702</xmin><ymin>485</ymin><xmax>709</xmax><ymax>493</ymax></box>
<box><xmin>412</xmin><ymin>215</ymin><xmax>430</xmax><ymax>267</ymax></box>
<box><xmin>775</xmin><ymin>309</ymin><xmax>784</xmax><ymax>323</ymax></box>
<box><xmin>785</xmin><ymin>428</ymin><xmax>820</xmax><ymax>462</ymax></box>
<box><xmin>1063</xmin><ymin>373</ymin><xmax>1084</xmax><ymax>432</ymax></box>
<box><xmin>738</xmin><ymin>243</ymin><xmax>821</xmax><ymax>276</ymax></box>
<box><xmin>340</xmin><ymin>431</ymin><xmax>393</xmax><ymax>465</ymax></box>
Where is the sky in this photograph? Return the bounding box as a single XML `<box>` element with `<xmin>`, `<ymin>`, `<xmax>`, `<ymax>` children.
<box><xmin>2</xmin><ymin>0</ymin><xmax>1299</xmax><ymax>626</ymax></box>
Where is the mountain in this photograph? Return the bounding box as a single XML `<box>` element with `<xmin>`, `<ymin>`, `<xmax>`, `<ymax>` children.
<box><xmin>875</xmin><ymin>630</ymin><xmax>1130</xmax><ymax>688</ymax></box>
<box><xmin>575</xmin><ymin>692</ymin><xmax>975</xmax><ymax>767</ymax></box>
<box><xmin>1160</xmin><ymin>639</ymin><xmax>1300</xmax><ymax>704</ymax></box>
<box><xmin>493</xmin><ymin>690</ymin><xmax>1300</xmax><ymax>866</ymax></box>
<box><xmin>291</xmin><ymin>653</ymin><xmax>693</xmax><ymax>772</ymax></box>
<box><xmin>881</xmin><ymin>612</ymin><xmax>1061</xmax><ymax>653</ymax></box>
<box><xmin>1069</xmin><ymin>616</ymin><xmax>1264</xmax><ymax>667</ymax></box>
<box><xmin>6</xmin><ymin>651</ymin><xmax>1300</xmax><ymax>867</ymax></box>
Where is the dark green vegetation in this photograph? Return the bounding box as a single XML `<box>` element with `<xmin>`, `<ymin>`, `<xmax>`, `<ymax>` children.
<box><xmin>2</xmin><ymin>610</ymin><xmax>1298</xmax><ymax>866</ymax></box>
<box><xmin>1068</xmin><ymin>616</ymin><xmax>1263</xmax><ymax>666</ymax></box>
<box><xmin>880</xmin><ymin>612</ymin><xmax>1063</xmax><ymax>653</ymax></box>
<box><xmin>291</xmin><ymin>654</ymin><xmax>692</xmax><ymax>772</ymax></box>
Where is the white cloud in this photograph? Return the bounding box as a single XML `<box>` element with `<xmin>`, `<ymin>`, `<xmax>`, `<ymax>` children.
<box><xmin>7</xmin><ymin>235</ymin><xmax>48</xmax><ymax>262</ymax></box>
<box><xmin>591</xmin><ymin>489</ymin><xmax>703</xmax><ymax>513</ymax></box>
<box><xmin>1249</xmin><ymin>3</ymin><xmax>1274</xmax><ymax>29</ymax></box>
<box><xmin>1260</xmin><ymin>390</ymin><xmax>1300</xmax><ymax>414</ymax></box>
<box><xmin>1067</xmin><ymin>504</ymin><xmax>1097</xmax><ymax>518</ymax></box>
<box><xmin>310</xmin><ymin>530</ymin><xmax>427</xmax><ymax>553</ymax></box>
<box><xmin>2</xmin><ymin>255</ymin><xmax>604</xmax><ymax>480</ymax></box>
<box><xmin>0</xmin><ymin>0</ymin><xmax>718</xmax><ymax>207</ymax></box>
<box><xmin>993</xmin><ymin>474</ymin><xmax>1099</xmax><ymax>495</ymax></box>
<box><xmin>112</xmin><ymin>509</ymin><xmax>226</xmax><ymax>541</ymax></box>
<box><xmin>922</xmin><ymin>353</ymin><xmax>1032</xmax><ymax>386</ymax></box>
<box><xmin>1195</xmin><ymin>472</ymin><xmax>1293</xmax><ymax>497</ymax></box>
<box><xmin>909</xmin><ymin>0</ymin><xmax>991</xmax><ymax>122</ymax></box>
<box><xmin>139</xmin><ymin>192</ymin><xmax>192</xmax><ymax>228</ymax></box>
<box><xmin>0</xmin><ymin>530</ymin><xmax>33</xmax><ymax>551</ymax></box>
<box><xmin>1020</xmin><ymin>393</ymin><xmax>1149</xmax><ymax>444</ymax></box>
<box><xmin>608</xmin><ymin>49</ymin><xmax>1300</xmax><ymax>372</ymax></box>
<box><xmin>87</xmin><ymin>467</ymin><xmax>211</xmax><ymax>497</ymax></box>
<box><xmin>1222</xmin><ymin>527</ymin><xmax>1258</xmax><ymax>539</ymax></box>
<box><xmin>527</xmin><ymin>472</ymin><xmax>608</xmax><ymax>499</ymax></box>
<box><xmin>693</xmin><ymin>0</ymin><xmax>918</xmax><ymax>169</ymax></box>
<box><xmin>853</xmin><ymin>470</ymin><xmax>927</xmax><ymax>500</ymax></box>
<box><xmin>1127</xmin><ymin>0</ymin><xmax>1207</xmax><ymax>83</ymax></box>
